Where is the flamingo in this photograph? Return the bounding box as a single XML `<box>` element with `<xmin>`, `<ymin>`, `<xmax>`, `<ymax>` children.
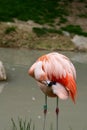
<box><xmin>28</xmin><ymin>52</ymin><xmax>77</xmax><ymax>130</ymax></box>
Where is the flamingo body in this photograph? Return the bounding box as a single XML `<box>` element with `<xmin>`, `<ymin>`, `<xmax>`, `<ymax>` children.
<box><xmin>29</xmin><ymin>52</ymin><xmax>77</xmax><ymax>103</ymax></box>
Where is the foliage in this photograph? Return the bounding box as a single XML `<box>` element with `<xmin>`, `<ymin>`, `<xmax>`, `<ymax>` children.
<box><xmin>61</xmin><ymin>25</ymin><xmax>87</xmax><ymax>37</ymax></box>
<box><xmin>33</xmin><ymin>27</ymin><xmax>62</xmax><ymax>37</ymax></box>
<box><xmin>78</xmin><ymin>14</ymin><xmax>87</xmax><ymax>18</ymax></box>
<box><xmin>11</xmin><ymin>118</ymin><xmax>35</xmax><ymax>130</ymax></box>
<box><xmin>78</xmin><ymin>0</ymin><xmax>87</xmax><ymax>2</ymax></box>
<box><xmin>4</xmin><ymin>26</ymin><xmax>16</xmax><ymax>34</ymax></box>
<box><xmin>0</xmin><ymin>0</ymin><xmax>69</xmax><ymax>24</ymax></box>
<box><xmin>59</xmin><ymin>17</ymin><xmax>68</xmax><ymax>24</ymax></box>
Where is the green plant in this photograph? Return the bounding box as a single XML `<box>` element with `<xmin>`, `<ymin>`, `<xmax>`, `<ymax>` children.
<box><xmin>78</xmin><ymin>14</ymin><xmax>87</xmax><ymax>18</ymax></box>
<box><xmin>85</xmin><ymin>4</ymin><xmax>87</xmax><ymax>8</ymax></box>
<box><xmin>78</xmin><ymin>0</ymin><xmax>86</xmax><ymax>2</ymax></box>
<box><xmin>61</xmin><ymin>24</ymin><xmax>87</xmax><ymax>37</ymax></box>
<box><xmin>11</xmin><ymin>118</ymin><xmax>34</xmax><ymax>130</ymax></box>
<box><xmin>0</xmin><ymin>0</ymin><xmax>69</xmax><ymax>24</ymax></box>
<box><xmin>4</xmin><ymin>26</ymin><xmax>16</xmax><ymax>34</ymax></box>
<box><xmin>59</xmin><ymin>17</ymin><xmax>68</xmax><ymax>24</ymax></box>
<box><xmin>33</xmin><ymin>27</ymin><xmax>47</xmax><ymax>36</ymax></box>
<box><xmin>33</xmin><ymin>27</ymin><xmax>62</xmax><ymax>37</ymax></box>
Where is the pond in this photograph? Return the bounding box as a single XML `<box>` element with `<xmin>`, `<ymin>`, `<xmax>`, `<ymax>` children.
<box><xmin>0</xmin><ymin>48</ymin><xmax>87</xmax><ymax>130</ymax></box>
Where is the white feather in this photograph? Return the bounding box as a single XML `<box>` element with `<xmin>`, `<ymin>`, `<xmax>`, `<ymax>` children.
<box><xmin>52</xmin><ymin>83</ymin><xmax>69</xmax><ymax>100</ymax></box>
<box><xmin>34</xmin><ymin>61</ymin><xmax>45</xmax><ymax>80</ymax></box>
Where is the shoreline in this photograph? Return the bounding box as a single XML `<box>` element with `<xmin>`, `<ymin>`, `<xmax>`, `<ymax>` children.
<box><xmin>0</xmin><ymin>21</ymin><xmax>87</xmax><ymax>52</ymax></box>
<box><xmin>0</xmin><ymin>21</ymin><xmax>75</xmax><ymax>51</ymax></box>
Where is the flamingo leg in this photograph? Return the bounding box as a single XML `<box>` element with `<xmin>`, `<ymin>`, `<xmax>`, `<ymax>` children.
<box><xmin>56</xmin><ymin>97</ymin><xmax>59</xmax><ymax>130</ymax></box>
<box><xmin>43</xmin><ymin>95</ymin><xmax>47</xmax><ymax>130</ymax></box>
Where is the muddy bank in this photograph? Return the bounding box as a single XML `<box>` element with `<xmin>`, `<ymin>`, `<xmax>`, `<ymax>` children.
<box><xmin>0</xmin><ymin>21</ymin><xmax>76</xmax><ymax>51</ymax></box>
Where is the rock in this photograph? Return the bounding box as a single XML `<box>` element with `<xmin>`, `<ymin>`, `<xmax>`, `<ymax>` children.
<box><xmin>71</xmin><ymin>35</ymin><xmax>87</xmax><ymax>51</ymax></box>
<box><xmin>0</xmin><ymin>61</ymin><xmax>7</xmax><ymax>81</ymax></box>
<box><xmin>62</xmin><ymin>31</ymin><xmax>70</xmax><ymax>37</ymax></box>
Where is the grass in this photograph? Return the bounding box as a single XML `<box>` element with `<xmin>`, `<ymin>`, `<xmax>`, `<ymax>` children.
<box><xmin>59</xmin><ymin>17</ymin><xmax>68</xmax><ymax>24</ymax></box>
<box><xmin>0</xmin><ymin>0</ymin><xmax>69</xmax><ymax>24</ymax></box>
<box><xmin>78</xmin><ymin>14</ymin><xmax>87</xmax><ymax>18</ymax></box>
<box><xmin>11</xmin><ymin>118</ymin><xmax>75</xmax><ymax>130</ymax></box>
<box><xmin>11</xmin><ymin>118</ymin><xmax>53</xmax><ymax>130</ymax></box>
<box><xmin>33</xmin><ymin>25</ymin><xmax>87</xmax><ymax>37</ymax></box>
<box><xmin>4</xmin><ymin>26</ymin><xmax>17</xmax><ymax>34</ymax></box>
<box><xmin>11</xmin><ymin>118</ymin><xmax>35</xmax><ymax>130</ymax></box>
<box><xmin>33</xmin><ymin>27</ymin><xmax>62</xmax><ymax>37</ymax></box>
<box><xmin>61</xmin><ymin>24</ymin><xmax>87</xmax><ymax>37</ymax></box>
<box><xmin>78</xmin><ymin>0</ymin><xmax>87</xmax><ymax>2</ymax></box>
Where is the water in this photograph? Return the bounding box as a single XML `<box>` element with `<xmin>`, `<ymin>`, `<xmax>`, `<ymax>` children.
<box><xmin>0</xmin><ymin>48</ymin><xmax>87</xmax><ymax>130</ymax></box>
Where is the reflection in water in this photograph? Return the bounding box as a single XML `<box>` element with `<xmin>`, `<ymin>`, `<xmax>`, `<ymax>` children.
<box><xmin>0</xmin><ymin>48</ymin><xmax>87</xmax><ymax>130</ymax></box>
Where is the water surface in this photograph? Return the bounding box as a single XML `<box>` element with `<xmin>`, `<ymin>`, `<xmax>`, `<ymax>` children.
<box><xmin>0</xmin><ymin>48</ymin><xmax>87</xmax><ymax>130</ymax></box>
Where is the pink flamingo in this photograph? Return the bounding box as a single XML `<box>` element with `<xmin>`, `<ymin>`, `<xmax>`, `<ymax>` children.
<box><xmin>28</xmin><ymin>52</ymin><xmax>77</xmax><ymax>130</ymax></box>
